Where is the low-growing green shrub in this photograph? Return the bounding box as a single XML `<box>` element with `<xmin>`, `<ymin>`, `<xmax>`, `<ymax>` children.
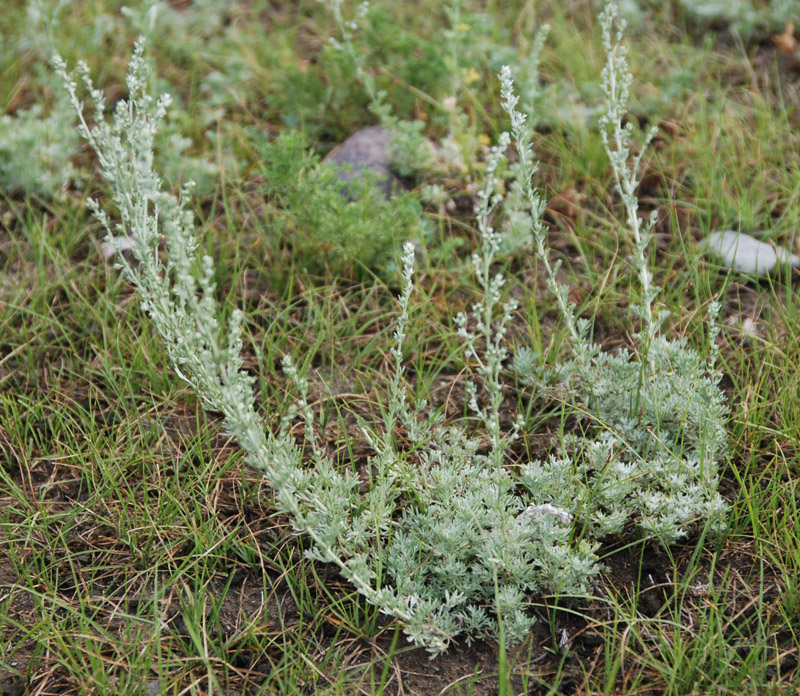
<box><xmin>258</xmin><ymin>130</ymin><xmax>421</xmax><ymax>279</ymax></box>
<box><xmin>320</xmin><ymin>0</ymin><xmax>550</xmax><ymax>259</ymax></box>
<box><xmin>54</xmin><ymin>1</ymin><xmax>728</xmax><ymax>656</ymax></box>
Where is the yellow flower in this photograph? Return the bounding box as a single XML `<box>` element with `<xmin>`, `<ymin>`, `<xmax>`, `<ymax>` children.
<box><xmin>463</xmin><ymin>68</ymin><xmax>481</xmax><ymax>85</ymax></box>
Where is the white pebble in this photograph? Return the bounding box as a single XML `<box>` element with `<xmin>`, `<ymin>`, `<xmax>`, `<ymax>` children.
<box><xmin>100</xmin><ymin>235</ymin><xmax>136</xmax><ymax>261</ymax></box>
<box><xmin>705</xmin><ymin>230</ymin><xmax>800</xmax><ymax>277</ymax></box>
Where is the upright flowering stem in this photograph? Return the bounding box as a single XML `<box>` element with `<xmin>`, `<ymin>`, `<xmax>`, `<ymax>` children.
<box><xmin>499</xmin><ymin>66</ymin><xmax>599</xmax><ymax>387</ymax></box>
<box><xmin>598</xmin><ymin>2</ymin><xmax>661</xmax><ymax>365</ymax></box>
<box><xmin>383</xmin><ymin>242</ymin><xmax>416</xmax><ymax>450</ymax></box>
<box><xmin>455</xmin><ymin>136</ymin><xmax>522</xmax><ymax>470</ymax></box>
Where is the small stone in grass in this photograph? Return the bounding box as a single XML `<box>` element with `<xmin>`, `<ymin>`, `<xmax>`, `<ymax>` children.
<box><xmin>101</xmin><ymin>235</ymin><xmax>136</xmax><ymax>261</ymax></box>
<box><xmin>705</xmin><ymin>230</ymin><xmax>800</xmax><ymax>277</ymax></box>
<box><xmin>324</xmin><ymin>126</ymin><xmax>399</xmax><ymax>200</ymax></box>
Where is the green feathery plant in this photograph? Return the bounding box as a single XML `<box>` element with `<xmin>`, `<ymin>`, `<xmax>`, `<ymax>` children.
<box><xmin>257</xmin><ymin>130</ymin><xmax>421</xmax><ymax>279</ymax></box>
<box><xmin>318</xmin><ymin>0</ymin><xmax>433</xmax><ymax>178</ymax></box>
<box><xmin>319</xmin><ymin>0</ymin><xmax>552</xmax><ymax>258</ymax></box>
<box><xmin>53</xmin><ymin>0</ymin><xmax>728</xmax><ymax>656</ymax></box>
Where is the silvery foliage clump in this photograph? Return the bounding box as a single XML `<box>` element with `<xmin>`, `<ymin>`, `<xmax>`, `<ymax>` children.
<box><xmin>53</xmin><ymin>1</ymin><xmax>727</xmax><ymax>657</ymax></box>
<box><xmin>618</xmin><ymin>0</ymin><xmax>796</xmax><ymax>37</ymax></box>
<box><xmin>0</xmin><ymin>86</ymin><xmax>80</xmax><ymax>197</ymax></box>
<box><xmin>513</xmin><ymin>3</ymin><xmax>728</xmax><ymax>543</ymax></box>
<box><xmin>54</xmin><ymin>37</ymin><xmax>597</xmax><ymax>657</ymax></box>
<box><xmin>673</xmin><ymin>0</ymin><xmax>797</xmax><ymax>38</ymax></box>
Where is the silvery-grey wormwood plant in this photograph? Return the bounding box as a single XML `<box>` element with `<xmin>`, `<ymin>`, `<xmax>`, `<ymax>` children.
<box><xmin>54</xmin><ymin>1</ymin><xmax>727</xmax><ymax>656</ymax></box>
<box><xmin>511</xmin><ymin>3</ymin><xmax>728</xmax><ymax>544</ymax></box>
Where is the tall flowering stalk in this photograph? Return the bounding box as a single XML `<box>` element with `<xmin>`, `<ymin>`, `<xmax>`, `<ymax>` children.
<box><xmin>598</xmin><ymin>2</ymin><xmax>662</xmax><ymax>363</ymax></box>
<box><xmin>499</xmin><ymin>65</ymin><xmax>599</xmax><ymax>383</ymax></box>
<box><xmin>455</xmin><ymin>134</ymin><xmax>524</xmax><ymax>468</ymax></box>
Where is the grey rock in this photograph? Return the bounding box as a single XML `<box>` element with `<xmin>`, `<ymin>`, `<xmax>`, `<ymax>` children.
<box><xmin>324</xmin><ymin>126</ymin><xmax>399</xmax><ymax>200</ymax></box>
<box><xmin>705</xmin><ymin>230</ymin><xmax>800</xmax><ymax>277</ymax></box>
<box><xmin>146</xmin><ymin>680</ymin><xmax>161</xmax><ymax>696</ymax></box>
